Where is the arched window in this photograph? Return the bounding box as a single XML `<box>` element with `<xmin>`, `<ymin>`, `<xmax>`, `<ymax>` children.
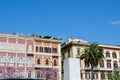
<box><xmin>112</xmin><ymin>52</ymin><xmax>117</xmax><ymax>58</ymax></box>
<box><xmin>100</xmin><ymin>61</ymin><xmax>104</xmax><ymax>68</ymax></box>
<box><xmin>53</xmin><ymin>59</ymin><xmax>57</xmax><ymax>66</ymax></box>
<box><xmin>0</xmin><ymin>56</ymin><xmax>5</xmax><ymax>63</ymax></box>
<box><xmin>9</xmin><ymin>56</ymin><xmax>15</xmax><ymax>63</ymax></box>
<box><xmin>27</xmin><ymin>57</ymin><xmax>33</xmax><ymax>64</ymax></box>
<box><xmin>18</xmin><ymin>57</ymin><xmax>24</xmax><ymax>64</ymax></box>
<box><xmin>36</xmin><ymin>46</ymin><xmax>38</xmax><ymax>52</ymax></box>
<box><xmin>93</xmin><ymin>73</ymin><xmax>98</xmax><ymax>79</ymax></box>
<box><xmin>106</xmin><ymin>51</ymin><xmax>110</xmax><ymax>57</ymax></box>
<box><xmin>37</xmin><ymin>59</ymin><xmax>40</xmax><ymax>64</ymax></box>
<box><xmin>85</xmin><ymin>72</ymin><xmax>90</xmax><ymax>79</ymax></box>
<box><xmin>46</xmin><ymin>59</ymin><xmax>49</xmax><ymax>65</ymax></box>
<box><xmin>18</xmin><ymin>71</ymin><xmax>23</xmax><ymax>77</ymax></box>
<box><xmin>113</xmin><ymin>61</ymin><xmax>118</xmax><ymax>68</ymax></box>
<box><xmin>28</xmin><ymin>71</ymin><xmax>31</xmax><ymax>78</ymax></box>
<box><xmin>107</xmin><ymin>61</ymin><xmax>111</xmax><ymax>68</ymax></box>
<box><xmin>101</xmin><ymin>72</ymin><xmax>105</xmax><ymax>79</ymax></box>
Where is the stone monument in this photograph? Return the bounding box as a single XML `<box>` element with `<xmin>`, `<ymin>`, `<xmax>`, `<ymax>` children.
<box><xmin>63</xmin><ymin>58</ymin><xmax>81</xmax><ymax>80</ymax></box>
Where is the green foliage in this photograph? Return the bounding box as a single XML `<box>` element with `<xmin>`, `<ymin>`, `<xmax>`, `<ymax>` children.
<box><xmin>80</xmin><ymin>43</ymin><xmax>104</xmax><ymax>80</ymax></box>
<box><xmin>107</xmin><ymin>68</ymin><xmax>120</xmax><ymax>80</ymax></box>
<box><xmin>80</xmin><ymin>42</ymin><xmax>104</xmax><ymax>67</ymax></box>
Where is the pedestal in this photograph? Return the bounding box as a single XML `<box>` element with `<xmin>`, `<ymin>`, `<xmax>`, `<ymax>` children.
<box><xmin>63</xmin><ymin>58</ymin><xmax>81</xmax><ymax>80</ymax></box>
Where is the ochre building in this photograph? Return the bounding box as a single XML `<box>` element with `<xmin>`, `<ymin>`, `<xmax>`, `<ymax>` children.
<box><xmin>62</xmin><ymin>38</ymin><xmax>120</xmax><ymax>80</ymax></box>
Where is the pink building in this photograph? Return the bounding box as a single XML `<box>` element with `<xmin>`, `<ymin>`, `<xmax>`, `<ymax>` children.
<box><xmin>0</xmin><ymin>33</ymin><xmax>35</xmax><ymax>79</ymax></box>
<box><xmin>33</xmin><ymin>36</ymin><xmax>62</xmax><ymax>80</ymax></box>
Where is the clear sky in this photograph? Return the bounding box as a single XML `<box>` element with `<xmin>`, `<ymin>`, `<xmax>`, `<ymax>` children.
<box><xmin>0</xmin><ymin>0</ymin><xmax>120</xmax><ymax>45</ymax></box>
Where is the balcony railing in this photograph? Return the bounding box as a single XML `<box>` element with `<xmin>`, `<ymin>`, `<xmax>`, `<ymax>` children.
<box><xmin>99</xmin><ymin>68</ymin><xmax>113</xmax><ymax>71</ymax></box>
<box><xmin>85</xmin><ymin>67</ymin><xmax>113</xmax><ymax>71</ymax></box>
<box><xmin>105</xmin><ymin>57</ymin><xmax>112</xmax><ymax>60</ymax></box>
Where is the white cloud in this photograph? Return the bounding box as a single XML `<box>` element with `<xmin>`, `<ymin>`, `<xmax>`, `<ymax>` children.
<box><xmin>110</xmin><ymin>21</ymin><xmax>120</xmax><ymax>25</ymax></box>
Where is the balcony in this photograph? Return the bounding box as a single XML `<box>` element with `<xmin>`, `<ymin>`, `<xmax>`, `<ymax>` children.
<box><xmin>85</xmin><ymin>67</ymin><xmax>91</xmax><ymax>70</ymax></box>
<box><xmin>85</xmin><ymin>67</ymin><xmax>98</xmax><ymax>70</ymax></box>
<box><xmin>34</xmin><ymin>64</ymin><xmax>53</xmax><ymax>68</ymax></box>
<box><xmin>105</xmin><ymin>57</ymin><xmax>112</xmax><ymax>60</ymax></box>
<box><xmin>99</xmin><ymin>67</ymin><xmax>111</xmax><ymax>71</ymax></box>
<box><xmin>93</xmin><ymin>67</ymin><xmax>98</xmax><ymax>70</ymax></box>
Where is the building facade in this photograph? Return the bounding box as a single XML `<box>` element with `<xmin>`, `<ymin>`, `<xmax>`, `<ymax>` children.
<box><xmin>62</xmin><ymin>38</ymin><xmax>120</xmax><ymax>80</ymax></box>
<box><xmin>0</xmin><ymin>33</ymin><xmax>62</xmax><ymax>80</ymax></box>
<box><xmin>33</xmin><ymin>36</ymin><xmax>62</xmax><ymax>80</ymax></box>
<box><xmin>0</xmin><ymin>33</ymin><xmax>35</xmax><ymax>79</ymax></box>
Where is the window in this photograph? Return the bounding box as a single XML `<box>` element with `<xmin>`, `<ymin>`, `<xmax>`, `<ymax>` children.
<box><xmin>28</xmin><ymin>71</ymin><xmax>31</xmax><ymax>78</ymax></box>
<box><xmin>85</xmin><ymin>73</ymin><xmax>90</xmax><ymax>79</ymax></box>
<box><xmin>112</xmin><ymin>52</ymin><xmax>117</xmax><ymax>58</ymax></box>
<box><xmin>53</xmin><ymin>59</ymin><xmax>57</xmax><ymax>66</ymax></box>
<box><xmin>101</xmin><ymin>72</ymin><xmax>105</xmax><ymax>79</ymax></box>
<box><xmin>18</xmin><ymin>71</ymin><xmax>23</xmax><ymax>77</ymax></box>
<box><xmin>100</xmin><ymin>61</ymin><xmax>104</xmax><ymax>68</ymax></box>
<box><xmin>37</xmin><ymin>59</ymin><xmax>41</xmax><ymax>64</ymax></box>
<box><xmin>93</xmin><ymin>73</ymin><xmax>98</xmax><ymax>79</ymax></box>
<box><xmin>36</xmin><ymin>46</ymin><xmax>38</xmax><ymax>52</ymax></box>
<box><xmin>27</xmin><ymin>57</ymin><xmax>33</xmax><ymax>64</ymax></box>
<box><xmin>113</xmin><ymin>61</ymin><xmax>118</xmax><ymax>68</ymax></box>
<box><xmin>46</xmin><ymin>59</ymin><xmax>49</xmax><ymax>65</ymax></box>
<box><xmin>106</xmin><ymin>51</ymin><xmax>110</xmax><ymax>57</ymax></box>
<box><xmin>9</xmin><ymin>71</ymin><xmax>14</xmax><ymax>76</ymax></box>
<box><xmin>18</xmin><ymin>57</ymin><xmax>24</xmax><ymax>64</ymax></box>
<box><xmin>37</xmin><ymin>71</ymin><xmax>41</xmax><ymax>78</ymax></box>
<box><xmin>107</xmin><ymin>62</ymin><xmax>111</xmax><ymax>68</ymax></box>
<box><xmin>44</xmin><ymin>47</ymin><xmax>51</xmax><ymax>53</ymax></box>
<box><xmin>0</xmin><ymin>56</ymin><xmax>5</xmax><ymax>63</ymax></box>
<box><xmin>39</xmin><ymin>47</ymin><xmax>43</xmax><ymax>52</ymax></box>
<box><xmin>52</xmin><ymin>48</ymin><xmax>57</xmax><ymax>53</ymax></box>
<box><xmin>9</xmin><ymin>56</ymin><xmax>15</xmax><ymax>63</ymax></box>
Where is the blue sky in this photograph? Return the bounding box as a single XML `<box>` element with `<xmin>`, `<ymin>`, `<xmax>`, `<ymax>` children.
<box><xmin>0</xmin><ymin>0</ymin><xmax>120</xmax><ymax>45</ymax></box>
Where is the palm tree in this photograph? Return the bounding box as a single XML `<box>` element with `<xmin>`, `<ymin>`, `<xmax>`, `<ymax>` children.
<box><xmin>80</xmin><ymin>43</ymin><xmax>104</xmax><ymax>80</ymax></box>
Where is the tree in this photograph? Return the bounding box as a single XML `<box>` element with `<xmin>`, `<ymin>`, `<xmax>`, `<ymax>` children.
<box><xmin>80</xmin><ymin>43</ymin><xmax>104</xmax><ymax>80</ymax></box>
<box><xmin>107</xmin><ymin>67</ymin><xmax>120</xmax><ymax>80</ymax></box>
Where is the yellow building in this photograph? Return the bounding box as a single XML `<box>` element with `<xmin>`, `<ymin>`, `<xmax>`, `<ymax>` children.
<box><xmin>62</xmin><ymin>38</ymin><xmax>120</xmax><ymax>80</ymax></box>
